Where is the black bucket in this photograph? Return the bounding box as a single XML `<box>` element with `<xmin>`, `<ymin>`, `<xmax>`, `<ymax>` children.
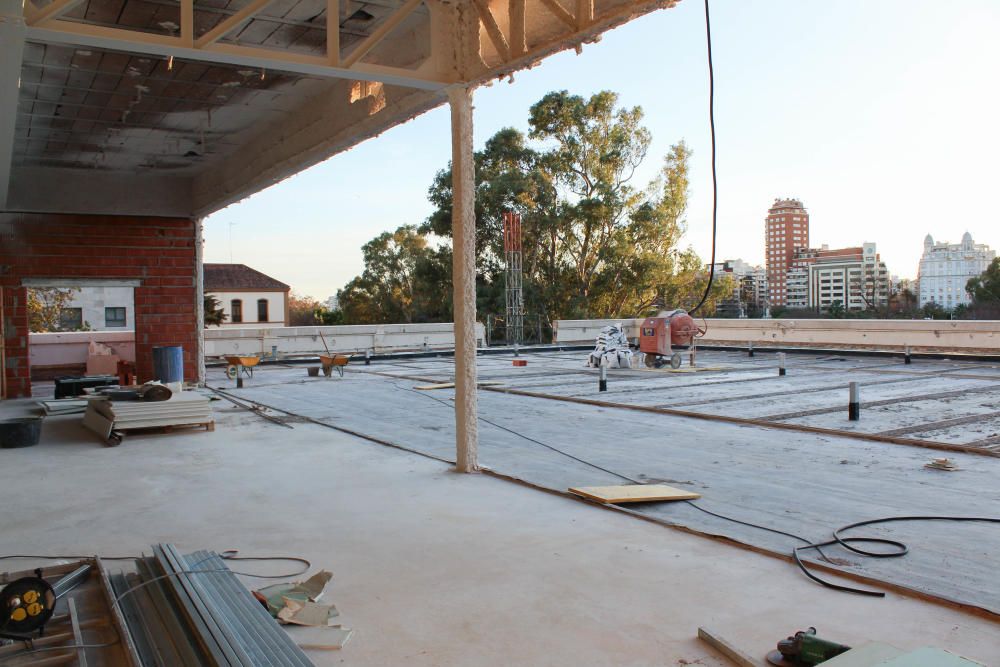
<box><xmin>0</xmin><ymin>418</ymin><xmax>43</xmax><ymax>449</ymax></box>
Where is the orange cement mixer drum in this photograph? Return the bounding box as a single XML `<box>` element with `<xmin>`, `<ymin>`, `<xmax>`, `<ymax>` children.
<box><xmin>668</xmin><ymin>312</ymin><xmax>699</xmax><ymax>346</ymax></box>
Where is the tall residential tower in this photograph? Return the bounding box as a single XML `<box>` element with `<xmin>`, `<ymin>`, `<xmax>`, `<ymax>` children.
<box><xmin>765</xmin><ymin>198</ymin><xmax>810</xmax><ymax>307</ymax></box>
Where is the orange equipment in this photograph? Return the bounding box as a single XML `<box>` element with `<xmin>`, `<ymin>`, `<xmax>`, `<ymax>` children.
<box><xmin>639</xmin><ymin>310</ymin><xmax>700</xmax><ymax>369</ymax></box>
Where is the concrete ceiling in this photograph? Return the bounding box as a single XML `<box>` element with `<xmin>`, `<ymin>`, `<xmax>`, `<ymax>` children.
<box><xmin>0</xmin><ymin>0</ymin><xmax>678</xmax><ymax>218</ymax></box>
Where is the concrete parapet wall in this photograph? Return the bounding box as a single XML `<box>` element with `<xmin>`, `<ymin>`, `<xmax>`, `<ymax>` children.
<box><xmin>554</xmin><ymin>318</ymin><xmax>1000</xmax><ymax>353</ymax></box>
<box><xmin>204</xmin><ymin>322</ymin><xmax>486</xmax><ymax>358</ymax></box>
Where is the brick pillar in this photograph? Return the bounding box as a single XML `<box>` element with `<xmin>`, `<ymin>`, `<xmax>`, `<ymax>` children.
<box><xmin>2</xmin><ymin>286</ymin><xmax>31</xmax><ymax>398</ymax></box>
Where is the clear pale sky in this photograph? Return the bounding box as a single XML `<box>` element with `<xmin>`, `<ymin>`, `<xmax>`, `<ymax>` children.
<box><xmin>204</xmin><ymin>0</ymin><xmax>1000</xmax><ymax>300</ymax></box>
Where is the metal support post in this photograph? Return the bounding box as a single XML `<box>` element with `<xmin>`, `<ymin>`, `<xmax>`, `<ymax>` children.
<box><xmin>599</xmin><ymin>364</ymin><xmax>607</xmax><ymax>392</ymax></box>
<box><xmin>904</xmin><ymin>344</ymin><xmax>911</xmax><ymax>365</ymax></box>
<box><xmin>778</xmin><ymin>352</ymin><xmax>786</xmax><ymax>376</ymax></box>
<box><xmin>0</xmin><ymin>0</ymin><xmax>27</xmax><ymax>209</ymax></box>
<box><xmin>748</xmin><ymin>341</ymin><xmax>754</xmax><ymax>358</ymax></box>
<box><xmin>848</xmin><ymin>382</ymin><xmax>860</xmax><ymax>421</ymax></box>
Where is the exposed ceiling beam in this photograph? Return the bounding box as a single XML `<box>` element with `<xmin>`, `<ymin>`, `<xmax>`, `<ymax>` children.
<box><xmin>0</xmin><ymin>0</ymin><xmax>26</xmax><ymax>209</ymax></box>
<box><xmin>472</xmin><ymin>0</ymin><xmax>510</xmax><ymax>62</ymax></box>
<box><xmin>25</xmin><ymin>0</ymin><xmax>84</xmax><ymax>26</ymax></box>
<box><xmin>575</xmin><ymin>0</ymin><xmax>593</xmax><ymax>29</ymax></box>
<box><xmin>538</xmin><ymin>0</ymin><xmax>575</xmax><ymax>30</ymax></box>
<box><xmin>327</xmin><ymin>0</ymin><xmax>339</xmax><ymax>65</ymax></box>
<box><xmin>341</xmin><ymin>0</ymin><xmax>423</xmax><ymax>68</ymax></box>
<box><xmin>26</xmin><ymin>19</ymin><xmax>449</xmax><ymax>90</ymax></box>
<box><xmin>508</xmin><ymin>0</ymin><xmax>526</xmax><ymax>57</ymax></box>
<box><xmin>194</xmin><ymin>0</ymin><xmax>275</xmax><ymax>49</ymax></box>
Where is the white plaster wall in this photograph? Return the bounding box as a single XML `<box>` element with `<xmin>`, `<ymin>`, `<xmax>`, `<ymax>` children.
<box><xmin>30</xmin><ymin>331</ymin><xmax>136</xmax><ymax>367</ymax></box>
<box><xmin>61</xmin><ymin>286</ymin><xmax>135</xmax><ymax>331</ymax></box>
<box><xmin>207</xmin><ymin>290</ymin><xmax>286</xmax><ymax>327</ymax></box>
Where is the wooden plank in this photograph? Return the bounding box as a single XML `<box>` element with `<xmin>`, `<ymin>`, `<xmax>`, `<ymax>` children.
<box><xmin>569</xmin><ymin>484</ymin><xmax>701</xmax><ymax>504</ymax></box>
<box><xmin>67</xmin><ymin>598</ymin><xmax>89</xmax><ymax>667</ymax></box>
<box><xmin>696</xmin><ymin>627</ymin><xmax>764</xmax><ymax>667</ymax></box>
<box><xmin>414</xmin><ymin>381</ymin><xmax>504</xmax><ymax>390</ymax></box>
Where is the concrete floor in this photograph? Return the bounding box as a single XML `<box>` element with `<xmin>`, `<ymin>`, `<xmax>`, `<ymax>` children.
<box><xmin>2</xmin><ymin>379</ymin><xmax>999</xmax><ymax>665</ymax></box>
<box><xmin>209</xmin><ymin>350</ymin><xmax>1000</xmax><ymax>614</ymax></box>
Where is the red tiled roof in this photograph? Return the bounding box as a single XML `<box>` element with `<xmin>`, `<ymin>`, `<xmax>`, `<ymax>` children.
<box><xmin>204</xmin><ymin>264</ymin><xmax>290</xmax><ymax>291</ymax></box>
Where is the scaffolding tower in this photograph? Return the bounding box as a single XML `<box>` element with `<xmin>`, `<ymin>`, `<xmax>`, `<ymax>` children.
<box><xmin>503</xmin><ymin>211</ymin><xmax>524</xmax><ymax>345</ymax></box>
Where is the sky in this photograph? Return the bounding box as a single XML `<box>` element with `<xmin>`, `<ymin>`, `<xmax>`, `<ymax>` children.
<box><xmin>203</xmin><ymin>0</ymin><xmax>1000</xmax><ymax>300</ymax></box>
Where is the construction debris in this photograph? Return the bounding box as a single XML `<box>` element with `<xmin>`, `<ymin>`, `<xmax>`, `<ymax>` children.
<box><xmin>696</xmin><ymin>626</ymin><xmax>762</xmax><ymax>667</ymax></box>
<box><xmin>924</xmin><ymin>458</ymin><xmax>959</xmax><ymax>471</ymax></box>
<box><xmin>82</xmin><ymin>391</ymin><xmax>214</xmax><ymax>444</ymax></box>
<box><xmin>586</xmin><ymin>323</ymin><xmax>633</xmax><ymax>369</ymax></box>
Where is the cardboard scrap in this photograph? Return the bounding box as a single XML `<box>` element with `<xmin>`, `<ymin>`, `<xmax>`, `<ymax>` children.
<box><xmin>277</xmin><ymin>597</ymin><xmax>339</xmax><ymax>627</ymax></box>
<box><xmin>257</xmin><ymin>570</ymin><xmax>337</xmax><ymax>626</ymax></box>
<box><xmin>286</xmin><ymin>625</ymin><xmax>354</xmax><ymax>650</ymax></box>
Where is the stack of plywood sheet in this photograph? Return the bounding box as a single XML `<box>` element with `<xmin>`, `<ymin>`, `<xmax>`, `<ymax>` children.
<box><xmin>83</xmin><ymin>392</ymin><xmax>214</xmax><ymax>443</ymax></box>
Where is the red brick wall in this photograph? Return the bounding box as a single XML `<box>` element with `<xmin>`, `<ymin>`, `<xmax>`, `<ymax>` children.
<box><xmin>1</xmin><ymin>214</ymin><xmax>197</xmax><ymax>398</ymax></box>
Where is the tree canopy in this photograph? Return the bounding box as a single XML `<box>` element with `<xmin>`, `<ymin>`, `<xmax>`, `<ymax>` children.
<box><xmin>339</xmin><ymin>90</ymin><xmax>730</xmax><ymax>324</ymax></box>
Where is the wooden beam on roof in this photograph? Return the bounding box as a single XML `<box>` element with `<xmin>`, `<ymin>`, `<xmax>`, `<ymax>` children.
<box><xmin>575</xmin><ymin>0</ymin><xmax>593</xmax><ymax>29</ymax></box>
<box><xmin>194</xmin><ymin>0</ymin><xmax>274</xmax><ymax>48</ymax></box>
<box><xmin>508</xmin><ymin>0</ymin><xmax>526</xmax><ymax>57</ymax></box>
<box><xmin>341</xmin><ymin>0</ymin><xmax>423</xmax><ymax>69</ymax></box>
<box><xmin>472</xmin><ymin>0</ymin><xmax>510</xmax><ymax>62</ymax></box>
<box><xmin>25</xmin><ymin>0</ymin><xmax>83</xmax><ymax>26</ymax></box>
<box><xmin>27</xmin><ymin>19</ymin><xmax>449</xmax><ymax>89</ymax></box>
<box><xmin>538</xmin><ymin>0</ymin><xmax>575</xmax><ymax>30</ymax></box>
<box><xmin>180</xmin><ymin>0</ymin><xmax>193</xmax><ymax>46</ymax></box>
<box><xmin>326</xmin><ymin>0</ymin><xmax>339</xmax><ymax>65</ymax></box>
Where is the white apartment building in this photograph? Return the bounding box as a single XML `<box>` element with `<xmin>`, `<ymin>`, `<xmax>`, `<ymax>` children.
<box><xmin>917</xmin><ymin>233</ymin><xmax>995</xmax><ymax>309</ymax></box>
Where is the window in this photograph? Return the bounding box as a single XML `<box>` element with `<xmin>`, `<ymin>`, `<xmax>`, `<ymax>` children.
<box><xmin>231</xmin><ymin>299</ymin><xmax>243</xmax><ymax>323</ymax></box>
<box><xmin>257</xmin><ymin>299</ymin><xmax>269</xmax><ymax>322</ymax></box>
<box><xmin>59</xmin><ymin>308</ymin><xmax>83</xmax><ymax>331</ymax></box>
<box><xmin>105</xmin><ymin>307</ymin><xmax>127</xmax><ymax>328</ymax></box>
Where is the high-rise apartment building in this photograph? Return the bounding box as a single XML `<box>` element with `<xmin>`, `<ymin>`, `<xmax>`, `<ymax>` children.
<box><xmin>917</xmin><ymin>233</ymin><xmax>995</xmax><ymax>309</ymax></box>
<box><xmin>764</xmin><ymin>198</ymin><xmax>810</xmax><ymax>307</ymax></box>
<box><xmin>786</xmin><ymin>244</ymin><xmax>889</xmax><ymax>310</ymax></box>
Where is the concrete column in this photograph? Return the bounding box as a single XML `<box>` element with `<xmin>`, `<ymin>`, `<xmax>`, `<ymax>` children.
<box><xmin>0</xmin><ymin>0</ymin><xmax>27</xmax><ymax>210</ymax></box>
<box><xmin>195</xmin><ymin>218</ymin><xmax>206</xmax><ymax>386</ymax></box>
<box><xmin>449</xmin><ymin>85</ymin><xmax>478</xmax><ymax>473</ymax></box>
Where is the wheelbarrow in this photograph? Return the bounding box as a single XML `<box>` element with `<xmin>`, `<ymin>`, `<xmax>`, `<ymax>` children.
<box><xmin>319</xmin><ymin>354</ymin><xmax>349</xmax><ymax>377</ymax></box>
<box><xmin>225</xmin><ymin>355</ymin><xmax>260</xmax><ymax>380</ymax></box>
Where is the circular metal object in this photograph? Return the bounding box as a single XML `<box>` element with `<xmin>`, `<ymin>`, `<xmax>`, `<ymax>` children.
<box><xmin>225</xmin><ymin>365</ymin><xmax>238</xmax><ymax>380</ymax></box>
<box><xmin>1</xmin><ymin>577</ymin><xmax>56</xmax><ymax>637</ymax></box>
<box><xmin>670</xmin><ymin>352</ymin><xmax>682</xmax><ymax>369</ymax></box>
<box><xmin>644</xmin><ymin>354</ymin><xmax>657</xmax><ymax>369</ymax></box>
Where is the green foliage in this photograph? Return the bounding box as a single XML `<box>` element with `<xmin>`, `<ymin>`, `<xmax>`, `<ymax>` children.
<box><xmin>204</xmin><ymin>294</ymin><xmax>228</xmax><ymax>327</ymax></box>
<box><xmin>921</xmin><ymin>302</ymin><xmax>949</xmax><ymax>320</ymax></box>
<box><xmin>967</xmin><ymin>257</ymin><xmax>1000</xmax><ymax>304</ymax></box>
<box><xmin>411</xmin><ymin>89</ymin><xmax>707</xmax><ymax>324</ymax></box>
<box><xmin>826</xmin><ymin>301</ymin><xmax>846</xmax><ymax>319</ymax></box>
<box><xmin>27</xmin><ymin>287</ymin><xmax>79</xmax><ymax>332</ymax></box>
<box><xmin>338</xmin><ymin>226</ymin><xmax>452</xmax><ymax>324</ymax></box>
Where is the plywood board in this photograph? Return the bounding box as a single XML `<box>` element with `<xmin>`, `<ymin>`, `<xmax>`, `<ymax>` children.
<box><xmin>877</xmin><ymin>647</ymin><xmax>984</xmax><ymax>667</ymax></box>
<box><xmin>696</xmin><ymin>627</ymin><xmax>762</xmax><ymax>667</ymax></box>
<box><xmin>822</xmin><ymin>642</ymin><xmax>905</xmax><ymax>667</ymax></box>
<box><xmin>569</xmin><ymin>484</ymin><xmax>701</xmax><ymax>504</ymax></box>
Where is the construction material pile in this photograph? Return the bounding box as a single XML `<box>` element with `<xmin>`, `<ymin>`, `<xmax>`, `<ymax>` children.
<box><xmin>83</xmin><ymin>391</ymin><xmax>214</xmax><ymax>444</ymax></box>
<box><xmin>587</xmin><ymin>324</ymin><xmax>633</xmax><ymax>369</ymax></box>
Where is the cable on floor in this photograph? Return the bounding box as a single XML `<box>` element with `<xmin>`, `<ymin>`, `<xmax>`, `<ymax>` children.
<box><xmin>390</xmin><ymin>381</ymin><xmax>1000</xmax><ymax>597</ymax></box>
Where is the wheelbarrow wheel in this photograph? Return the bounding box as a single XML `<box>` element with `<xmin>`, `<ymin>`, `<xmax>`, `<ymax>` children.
<box><xmin>226</xmin><ymin>365</ymin><xmax>238</xmax><ymax>380</ymax></box>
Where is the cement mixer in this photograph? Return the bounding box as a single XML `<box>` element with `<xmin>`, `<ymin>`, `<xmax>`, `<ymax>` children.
<box><xmin>639</xmin><ymin>309</ymin><xmax>702</xmax><ymax>369</ymax></box>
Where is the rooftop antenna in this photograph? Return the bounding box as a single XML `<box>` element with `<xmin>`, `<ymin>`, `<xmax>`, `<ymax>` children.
<box><xmin>503</xmin><ymin>211</ymin><xmax>524</xmax><ymax>346</ymax></box>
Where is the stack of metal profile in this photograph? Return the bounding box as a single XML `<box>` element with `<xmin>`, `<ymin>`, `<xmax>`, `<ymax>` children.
<box><xmin>108</xmin><ymin>544</ymin><xmax>313</xmax><ymax>666</ymax></box>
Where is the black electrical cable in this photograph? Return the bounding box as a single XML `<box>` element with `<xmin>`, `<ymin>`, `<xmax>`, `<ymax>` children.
<box><xmin>689</xmin><ymin>0</ymin><xmax>718</xmax><ymax>316</ymax></box>
<box><xmin>0</xmin><ymin>552</ymin><xmax>311</xmax><ymax>579</ymax></box>
<box><xmin>392</xmin><ymin>381</ymin><xmax>1000</xmax><ymax>597</ymax></box>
